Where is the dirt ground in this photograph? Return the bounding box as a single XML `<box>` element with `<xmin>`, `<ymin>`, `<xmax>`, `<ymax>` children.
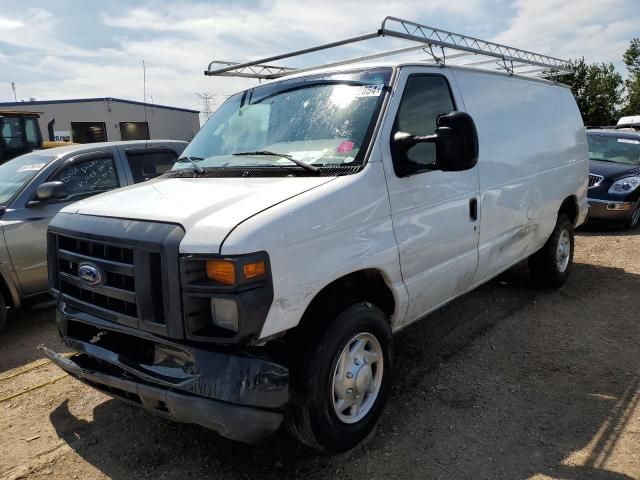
<box><xmin>1</xmin><ymin>227</ymin><xmax>640</xmax><ymax>480</ymax></box>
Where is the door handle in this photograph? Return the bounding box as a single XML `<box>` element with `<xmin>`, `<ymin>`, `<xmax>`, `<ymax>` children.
<box><xmin>469</xmin><ymin>198</ymin><xmax>478</xmax><ymax>221</ymax></box>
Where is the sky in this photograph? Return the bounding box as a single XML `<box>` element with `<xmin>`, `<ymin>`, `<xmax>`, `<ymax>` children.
<box><xmin>0</xmin><ymin>0</ymin><xmax>638</xmax><ymax>121</ymax></box>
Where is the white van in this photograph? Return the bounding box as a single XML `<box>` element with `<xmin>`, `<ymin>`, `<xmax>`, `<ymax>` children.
<box><xmin>43</xmin><ymin>18</ymin><xmax>588</xmax><ymax>452</ymax></box>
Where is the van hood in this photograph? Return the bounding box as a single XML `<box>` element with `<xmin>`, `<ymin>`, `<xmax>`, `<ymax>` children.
<box><xmin>64</xmin><ymin>177</ymin><xmax>335</xmax><ymax>251</ymax></box>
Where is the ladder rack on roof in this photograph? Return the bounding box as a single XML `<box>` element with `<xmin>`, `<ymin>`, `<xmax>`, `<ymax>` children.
<box><xmin>205</xmin><ymin>17</ymin><xmax>573</xmax><ymax>81</ymax></box>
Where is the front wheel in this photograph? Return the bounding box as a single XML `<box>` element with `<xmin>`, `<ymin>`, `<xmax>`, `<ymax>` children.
<box><xmin>628</xmin><ymin>202</ymin><xmax>640</xmax><ymax>229</ymax></box>
<box><xmin>528</xmin><ymin>214</ymin><xmax>574</xmax><ymax>288</ymax></box>
<box><xmin>286</xmin><ymin>302</ymin><xmax>393</xmax><ymax>452</ymax></box>
<box><xmin>0</xmin><ymin>293</ymin><xmax>7</xmax><ymax>333</ymax></box>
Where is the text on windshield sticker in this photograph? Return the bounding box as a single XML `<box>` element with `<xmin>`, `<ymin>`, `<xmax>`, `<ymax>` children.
<box><xmin>355</xmin><ymin>84</ymin><xmax>384</xmax><ymax>97</ymax></box>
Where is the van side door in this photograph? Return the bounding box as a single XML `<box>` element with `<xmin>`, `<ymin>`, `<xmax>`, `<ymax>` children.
<box><xmin>380</xmin><ymin>68</ymin><xmax>480</xmax><ymax>326</ymax></box>
<box><xmin>448</xmin><ymin>70</ymin><xmax>582</xmax><ymax>283</ymax></box>
<box><xmin>3</xmin><ymin>149</ymin><xmax>125</xmax><ymax>295</ymax></box>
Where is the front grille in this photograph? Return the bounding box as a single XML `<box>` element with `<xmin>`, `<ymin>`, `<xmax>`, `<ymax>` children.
<box><xmin>588</xmin><ymin>173</ymin><xmax>604</xmax><ymax>188</ymax></box>
<box><xmin>149</xmin><ymin>253</ymin><xmax>165</xmax><ymax>324</ymax></box>
<box><xmin>48</xmin><ymin>215</ymin><xmax>185</xmax><ymax>339</ymax></box>
<box><xmin>56</xmin><ymin>234</ymin><xmax>139</xmax><ymax>321</ymax></box>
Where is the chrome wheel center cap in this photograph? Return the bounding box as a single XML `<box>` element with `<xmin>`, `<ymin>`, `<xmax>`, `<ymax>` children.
<box><xmin>355</xmin><ymin>364</ymin><xmax>373</xmax><ymax>394</ymax></box>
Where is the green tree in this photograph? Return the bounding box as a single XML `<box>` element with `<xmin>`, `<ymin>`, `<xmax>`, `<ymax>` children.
<box><xmin>622</xmin><ymin>38</ymin><xmax>640</xmax><ymax>115</ymax></box>
<box><xmin>623</xmin><ymin>38</ymin><xmax>640</xmax><ymax>76</ymax></box>
<box><xmin>559</xmin><ymin>57</ymin><xmax>624</xmax><ymax>126</ymax></box>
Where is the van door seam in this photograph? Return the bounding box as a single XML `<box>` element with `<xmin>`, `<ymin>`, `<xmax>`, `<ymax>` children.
<box><xmin>379</xmin><ymin>154</ymin><xmax>410</xmax><ymax>325</ymax></box>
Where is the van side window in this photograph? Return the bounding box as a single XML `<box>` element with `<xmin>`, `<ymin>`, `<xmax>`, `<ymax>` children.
<box><xmin>394</xmin><ymin>75</ymin><xmax>455</xmax><ymax>168</ymax></box>
<box><xmin>53</xmin><ymin>157</ymin><xmax>119</xmax><ymax>197</ymax></box>
<box><xmin>125</xmin><ymin>149</ymin><xmax>178</xmax><ymax>183</ymax></box>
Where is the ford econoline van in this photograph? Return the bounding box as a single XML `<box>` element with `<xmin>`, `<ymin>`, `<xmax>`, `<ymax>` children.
<box><xmin>43</xmin><ymin>18</ymin><xmax>588</xmax><ymax>452</ymax></box>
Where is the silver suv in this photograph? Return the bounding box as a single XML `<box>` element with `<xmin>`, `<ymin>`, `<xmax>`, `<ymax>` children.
<box><xmin>0</xmin><ymin>140</ymin><xmax>186</xmax><ymax>331</ymax></box>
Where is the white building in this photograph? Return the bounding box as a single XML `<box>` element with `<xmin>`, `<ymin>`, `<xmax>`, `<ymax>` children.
<box><xmin>0</xmin><ymin>97</ymin><xmax>200</xmax><ymax>143</ymax></box>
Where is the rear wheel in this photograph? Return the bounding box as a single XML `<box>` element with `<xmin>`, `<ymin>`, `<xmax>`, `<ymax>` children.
<box><xmin>286</xmin><ymin>302</ymin><xmax>393</xmax><ymax>452</ymax></box>
<box><xmin>528</xmin><ymin>214</ymin><xmax>574</xmax><ymax>288</ymax></box>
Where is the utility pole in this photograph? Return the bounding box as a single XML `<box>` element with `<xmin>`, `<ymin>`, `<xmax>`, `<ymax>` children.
<box><xmin>195</xmin><ymin>92</ymin><xmax>215</xmax><ymax>122</ymax></box>
<box><xmin>11</xmin><ymin>82</ymin><xmax>17</xmax><ymax>102</ymax></box>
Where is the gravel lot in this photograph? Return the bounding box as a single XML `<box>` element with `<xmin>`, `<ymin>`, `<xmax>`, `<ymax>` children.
<box><xmin>1</xmin><ymin>227</ymin><xmax>639</xmax><ymax>480</ymax></box>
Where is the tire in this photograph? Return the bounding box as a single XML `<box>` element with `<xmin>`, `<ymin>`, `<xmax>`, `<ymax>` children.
<box><xmin>286</xmin><ymin>302</ymin><xmax>394</xmax><ymax>452</ymax></box>
<box><xmin>0</xmin><ymin>293</ymin><xmax>7</xmax><ymax>333</ymax></box>
<box><xmin>528</xmin><ymin>213</ymin><xmax>574</xmax><ymax>288</ymax></box>
<box><xmin>628</xmin><ymin>202</ymin><xmax>640</xmax><ymax>229</ymax></box>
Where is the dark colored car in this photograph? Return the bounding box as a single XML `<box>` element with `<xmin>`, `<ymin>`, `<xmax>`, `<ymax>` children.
<box><xmin>0</xmin><ymin>140</ymin><xmax>186</xmax><ymax>331</ymax></box>
<box><xmin>587</xmin><ymin>128</ymin><xmax>640</xmax><ymax>228</ymax></box>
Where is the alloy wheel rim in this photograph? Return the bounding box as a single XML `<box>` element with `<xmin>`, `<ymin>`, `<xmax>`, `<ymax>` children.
<box><xmin>331</xmin><ymin>332</ymin><xmax>384</xmax><ymax>424</ymax></box>
<box><xmin>556</xmin><ymin>228</ymin><xmax>571</xmax><ymax>272</ymax></box>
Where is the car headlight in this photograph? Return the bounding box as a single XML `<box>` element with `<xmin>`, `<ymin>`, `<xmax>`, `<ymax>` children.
<box><xmin>608</xmin><ymin>176</ymin><xmax>640</xmax><ymax>194</ymax></box>
<box><xmin>205</xmin><ymin>258</ymin><xmax>266</xmax><ymax>285</ymax></box>
<box><xmin>180</xmin><ymin>252</ymin><xmax>273</xmax><ymax>343</ymax></box>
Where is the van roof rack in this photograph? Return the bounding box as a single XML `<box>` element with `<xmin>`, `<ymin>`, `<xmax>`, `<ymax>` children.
<box><xmin>205</xmin><ymin>17</ymin><xmax>573</xmax><ymax>80</ymax></box>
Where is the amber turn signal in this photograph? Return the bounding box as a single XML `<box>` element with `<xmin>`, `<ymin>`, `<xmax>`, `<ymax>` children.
<box><xmin>243</xmin><ymin>260</ymin><xmax>266</xmax><ymax>280</ymax></box>
<box><xmin>206</xmin><ymin>260</ymin><xmax>236</xmax><ymax>285</ymax></box>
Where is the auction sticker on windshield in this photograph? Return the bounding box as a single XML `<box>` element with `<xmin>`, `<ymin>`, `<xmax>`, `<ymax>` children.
<box><xmin>355</xmin><ymin>84</ymin><xmax>384</xmax><ymax>97</ymax></box>
<box><xmin>288</xmin><ymin>151</ymin><xmax>326</xmax><ymax>163</ymax></box>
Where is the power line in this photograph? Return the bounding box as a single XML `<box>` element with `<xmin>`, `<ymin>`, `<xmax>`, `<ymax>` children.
<box><xmin>195</xmin><ymin>92</ymin><xmax>216</xmax><ymax>121</ymax></box>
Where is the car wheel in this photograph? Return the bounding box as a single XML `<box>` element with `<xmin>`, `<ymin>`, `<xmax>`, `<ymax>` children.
<box><xmin>628</xmin><ymin>202</ymin><xmax>640</xmax><ymax>229</ymax></box>
<box><xmin>528</xmin><ymin>213</ymin><xmax>574</xmax><ymax>288</ymax></box>
<box><xmin>0</xmin><ymin>293</ymin><xmax>7</xmax><ymax>333</ymax></box>
<box><xmin>286</xmin><ymin>302</ymin><xmax>393</xmax><ymax>452</ymax></box>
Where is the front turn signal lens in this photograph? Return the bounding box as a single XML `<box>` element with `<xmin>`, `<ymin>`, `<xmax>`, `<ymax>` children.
<box><xmin>243</xmin><ymin>260</ymin><xmax>266</xmax><ymax>280</ymax></box>
<box><xmin>206</xmin><ymin>260</ymin><xmax>236</xmax><ymax>285</ymax></box>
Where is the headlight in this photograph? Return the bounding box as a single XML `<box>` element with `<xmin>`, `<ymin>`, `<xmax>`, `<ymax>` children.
<box><xmin>205</xmin><ymin>258</ymin><xmax>267</xmax><ymax>285</ymax></box>
<box><xmin>210</xmin><ymin>297</ymin><xmax>239</xmax><ymax>332</ymax></box>
<box><xmin>180</xmin><ymin>252</ymin><xmax>273</xmax><ymax>344</ymax></box>
<box><xmin>608</xmin><ymin>176</ymin><xmax>640</xmax><ymax>194</ymax></box>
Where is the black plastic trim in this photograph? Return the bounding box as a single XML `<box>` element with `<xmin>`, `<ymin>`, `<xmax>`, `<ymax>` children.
<box><xmin>180</xmin><ymin>252</ymin><xmax>274</xmax><ymax>344</ymax></box>
<box><xmin>40</xmin><ymin>345</ymin><xmax>283</xmax><ymax>444</ymax></box>
<box><xmin>48</xmin><ymin>213</ymin><xmax>185</xmax><ymax>338</ymax></box>
<box><xmin>50</xmin><ymin>308</ymin><xmax>289</xmax><ymax>408</ymax></box>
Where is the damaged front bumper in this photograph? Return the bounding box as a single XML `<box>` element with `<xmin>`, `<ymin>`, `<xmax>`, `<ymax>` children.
<box><xmin>43</xmin><ymin>307</ymin><xmax>289</xmax><ymax>444</ymax></box>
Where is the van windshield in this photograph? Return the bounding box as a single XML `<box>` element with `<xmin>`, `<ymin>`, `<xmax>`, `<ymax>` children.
<box><xmin>587</xmin><ymin>133</ymin><xmax>640</xmax><ymax>165</ymax></box>
<box><xmin>0</xmin><ymin>153</ymin><xmax>54</xmax><ymax>205</ymax></box>
<box><xmin>174</xmin><ymin>68</ymin><xmax>392</xmax><ymax>175</ymax></box>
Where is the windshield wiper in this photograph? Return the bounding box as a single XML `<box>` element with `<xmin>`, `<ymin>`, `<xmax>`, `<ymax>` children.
<box><xmin>175</xmin><ymin>156</ymin><xmax>205</xmax><ymax>174</ymax></box>
<box><xmin>232</xmin><ymin>150</ymin><xmax>319</xmax><ymax>173</ymax></box>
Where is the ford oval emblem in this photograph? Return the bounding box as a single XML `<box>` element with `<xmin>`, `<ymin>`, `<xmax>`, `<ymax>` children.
<box><xmin>77</xmin><ymin>262</ymin><xmax>105</xmax><ymax>286</ymax></box>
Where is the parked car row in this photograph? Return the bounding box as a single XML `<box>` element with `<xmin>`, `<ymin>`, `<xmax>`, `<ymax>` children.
<box><xmin>0</xmin><ymin>140</ymin><xmax>186</xmax><ymax>330</ymax></box>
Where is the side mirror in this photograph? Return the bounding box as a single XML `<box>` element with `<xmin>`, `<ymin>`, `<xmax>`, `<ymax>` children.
<box><xmin>36</xmin><ymin>181</ymin><xmax>69</xmax><ymax>202</ymax></box>
<box><xmin>392</xmin><ymin>111</ymin><xmax>479</xmax><ymax>175</ymax></box>
<box><xmin>434</xmin><ymin>111</ymin><xmax>479</xmax><ymax>172</ymax></box>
